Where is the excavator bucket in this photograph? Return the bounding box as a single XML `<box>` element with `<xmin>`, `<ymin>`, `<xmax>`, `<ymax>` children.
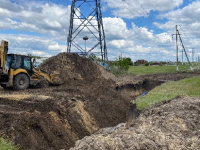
<box><xmin>32</xmin><ymin>68</ymin><xmax>63</xmax><ymax>86</ymax></box>
<box><xmin>50</xmin><ymin>71</ymin><xmax>64</xmax><ymax>85</ymax></box>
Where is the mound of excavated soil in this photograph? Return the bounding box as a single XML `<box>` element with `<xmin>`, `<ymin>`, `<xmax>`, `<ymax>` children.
<box><xmin>0</xmin><ymin>53</ymin><xmax>199</xmax><ymax>150</ymax></box>
<box><xmin>0</xmin><ymin>53</ymin><xmax>132</xmax><ymax>150</ymax></box>
<box><xmin>70</xmin><ymin>96</ymin><xmax>200</xmax><ymax>150</ymax></box>
<box><xmin>39</xmin><ymin>53</ymin><xmax>104</xmax><ymax>85</ymax></box>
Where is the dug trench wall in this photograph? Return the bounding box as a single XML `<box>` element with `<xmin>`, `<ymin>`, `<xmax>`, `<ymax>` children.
<box><xmin>0</xmin><ymin>53</ymin><xmax>134</xmax><ymax>150</ymax></box>
<box><xmin>70</xmin><ymin>96</ymin><xmax>200</xmax><ymax>150</ymax></box>
<box><xmin>0</xmin><ymin>53</ymin><xmax>199</xmax><ymax>149</ymax></box>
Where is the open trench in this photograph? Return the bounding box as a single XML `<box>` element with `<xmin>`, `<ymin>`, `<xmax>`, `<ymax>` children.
<box><xmin>0</xmin><ymin>78</ymin><xmax>166</xmax><ymax>150</ymax></box>
<box><xmin>0</xmin><ymin>72</ymin><xmax>199</xmax><ymax>150</ymax></box>
<box><xmin>1</xmin><ymin>52</ymin><xmax>200</xmax><ymax>150</ymax></box>
<box><xmin>116</xmin><ymin>79</ymin><xmax>165</xmax><ymax>99</ymax></box>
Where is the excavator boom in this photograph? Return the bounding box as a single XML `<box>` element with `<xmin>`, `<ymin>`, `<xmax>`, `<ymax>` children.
<box><xmin>0</xmin><ymin>40</ymin><xmax>8</xmax><ymax>74</ymax></box>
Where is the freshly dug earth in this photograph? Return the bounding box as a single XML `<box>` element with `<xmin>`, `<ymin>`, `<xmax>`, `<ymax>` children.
<box><xmin>70</xmin><ymin>96</ymin><xmax>200</xmax><ymax>150</ymax></box>
<box><xmin>0</xmin><ymin>53</ymin><xmax>199</xmax><ymax>150</ymax></box>
<box><xmin>0</xmin><ymin>53</ymin><xmax>132</xmax><ymax>150</ymax></box>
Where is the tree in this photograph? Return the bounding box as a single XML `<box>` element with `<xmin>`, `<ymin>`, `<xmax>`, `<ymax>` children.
<box><xmin>115</xmin><ymin>54</ymin><xmax>130</xmax><ymax>71</ymax></box>
<box><xmin>125</xmin><ymin>58</ymin><xmax>133</xmax><ymax>66</ymax></box>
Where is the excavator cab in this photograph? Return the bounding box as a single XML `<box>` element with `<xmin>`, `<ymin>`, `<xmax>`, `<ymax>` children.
<box><xmin>0</xmin><ymin>40</ymin><xmax>62</xmax><ymax>90</ymax></box>
<box><xmin>7</xmin><ymin>54</ymin><xmax>33</xmax><ymax>75</ymax></box>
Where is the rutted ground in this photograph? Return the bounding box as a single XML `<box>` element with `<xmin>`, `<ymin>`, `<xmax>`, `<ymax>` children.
<box><xmin>0</xmin><ymin>53</ymin><xmax>199</xmax><ymax>150</ymax></box>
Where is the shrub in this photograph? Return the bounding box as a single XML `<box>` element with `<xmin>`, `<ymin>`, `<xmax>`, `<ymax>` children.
<box><xmin>109</xmin><ymin>66</ymin><xmax>128</xmax><ymax>77</ymax></box>
<box><xmin>114</xmin><ymin>54</ymin><xmax>130</xmax><ymax>71</ymax></box>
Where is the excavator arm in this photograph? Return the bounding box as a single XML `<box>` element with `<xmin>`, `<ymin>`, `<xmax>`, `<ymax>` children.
<box><xmin>0</xmin><ymin>40</ymin><xmax>8</xmax><ymax>74</ymax></box>
<box><xmin>32</xmin><ymin>68</ymin><xmax>63</xmax><ymax>85</ymax></box>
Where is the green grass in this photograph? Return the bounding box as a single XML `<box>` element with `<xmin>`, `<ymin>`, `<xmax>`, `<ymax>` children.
<box><xmin>136</xmin><ymin>75</ymin><xmax>200</xmax><ymax>109</ymax></box>
<box><xmin>0</xmin><ymin>138</ymin><xmax>18</xmax><ymax>150</ymax></box>
<box><xmin>128</xmin><ymin>65</ymin><xmax>193</xmax><ymax>75</ymax></box>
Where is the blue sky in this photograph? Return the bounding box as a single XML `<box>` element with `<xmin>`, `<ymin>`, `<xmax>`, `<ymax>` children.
<box><xmin>0</xmin><ymin>0</ymin><xmax>200</xmax><ymax>62</ymax></box>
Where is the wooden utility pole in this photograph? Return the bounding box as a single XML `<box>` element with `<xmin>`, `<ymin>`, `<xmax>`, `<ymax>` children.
<box><xmin>177</xmin><ymin>29</ymin><xmax>193</xmax><ymax>71</ymax></box>
<box><xmin>176</xmin><ymin>25</ymin><xmax>179</xmax><ymax>71</ymax></box>
<box><xmin>172</xmin><ymin>25</ymin><xmax>179</xmax><ymax>71</ymax></box>
<box><xmin>172</xmin><ymin>25</ymin><xmax>193</xmax><ymax>71</ymax></box>
<box><xmin>180</xmin><ymin>50</ymin><xmax>183</xmax><ymax>65</ymax></box>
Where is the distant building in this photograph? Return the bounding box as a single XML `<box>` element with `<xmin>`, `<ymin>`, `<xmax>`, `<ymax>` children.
<box><xmin>150</xmin><ymin>61</ymin><xmax>167</xmax><ymax>66</ymax></box>
<box><xmin>135</xmin><ymin>59</ymin><xmax>148</xmax><ymax>65</ymax></box>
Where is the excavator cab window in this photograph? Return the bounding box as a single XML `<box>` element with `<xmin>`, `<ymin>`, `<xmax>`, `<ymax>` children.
<box><xmin>11</xmin><ymin>55</ymin><xmax>22</xmax><ymax>70</ymax></box>
<box><xmin>24</xmin><ymin>57</ymin><xmax>31</xmax><ymax>70</ymax></box>
<box><xmin>23</xmin><ymin>56</ymin><xmax>33</xmax><ymax>76</ymax></box>
<box><xmin>5</xmin><ymin>55</ymin><xmax>12</xmax><ymax>74</ymax></box>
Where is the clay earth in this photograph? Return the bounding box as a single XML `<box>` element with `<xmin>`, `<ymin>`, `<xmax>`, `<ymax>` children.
<box><xmin>0</xmin><ymin>53</ymin><xmax>199</xmax><ymax>150</ymax></box>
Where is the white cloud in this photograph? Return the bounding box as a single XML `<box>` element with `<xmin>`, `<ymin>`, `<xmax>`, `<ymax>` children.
<box><xmin>131</xmin><ymin>23</ymin><xmax>154</xmax><ymax>42</ymax></box>
<box><xmin>0</xmin><ymin>0</ymin><xmax>70</xmax><ymax>40</ymax></box>
<box><xmin>153</xmin><ymin>0</ymin><xmax>200</xmax><ymax>61</ymax></box>
<box><xmin>0</xmin><ymin>0</ymin><xmax>200</xmax><ymax>63</ymax></box>
<box><xmin>0</xmin><ymin>34</ymin><xmax>64</xmax><ymax>56</ymax></box>
<box><xmin>104</xmin><ymin>17</ymin><xmax>130</xmax><ymax>40</ymax></box>
<box><xmin>102</xmin><ymin>0</ymin><xmax>183</xmax><ymax>19</ymax></box>
<box><xmin>156</xmin><ymin>1</ymin><xmax>200</xmax><ymax>32</ymax></box>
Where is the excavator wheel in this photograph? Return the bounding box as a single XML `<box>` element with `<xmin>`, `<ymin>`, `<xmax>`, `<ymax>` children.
<box><xmin>13</xmin><ymin>74</ymin><xmax>29</xmax><ymax>90</ymax></box>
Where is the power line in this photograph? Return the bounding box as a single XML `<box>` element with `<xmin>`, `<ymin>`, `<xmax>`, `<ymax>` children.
<box><xmin>110</xmin><ymin>0</ymin><xmax>143</xmax><ymax>23</ymax></box>
<box><xmin>172</xmin><ymin>0</ymin><xmax>187</xmax><ymax>37</ymax></box>
<box><xmin>154</xmin><ymin>0</ymin><xmax>160</xmax><ymax>11</ymax></box>
<box><xmin>134</xmin><ymin>0</ymin><xmax>148</xmax><ymax>15</ymax></box>
<box><xmin>133</xmin><ymin>0</ymin><xmax>152</xmax><ymax>22</ymax></box>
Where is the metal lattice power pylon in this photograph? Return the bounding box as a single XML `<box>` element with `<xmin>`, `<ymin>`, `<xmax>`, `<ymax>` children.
<box><xmin>67</xmin><ymin>0</ymin><xmax>107</xmax><ymax>62</ymax></box>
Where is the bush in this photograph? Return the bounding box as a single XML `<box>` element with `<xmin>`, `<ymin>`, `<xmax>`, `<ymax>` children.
<box><xmin>109</xmin><ymin>66</ymin><xmax>128</xmax><ymax>77</ymax></box>
<box><xmin>134</xmin><ymin>62</ymin><xmax>140</xmax><ymax>66</ymax></box>
<box><xmin>114</xmin><ymin>54</ymin><xmax>130</xmax><ymax>71</ymax></box>
<box><xmin>108</xmin><ymin>54</ymin><xmax>132</xmax><ymax>76</ymax></box>
<box><xmin>144</xmin><ymin>62</ymin><xmax>149</xmax><ymax>66</ymax></box>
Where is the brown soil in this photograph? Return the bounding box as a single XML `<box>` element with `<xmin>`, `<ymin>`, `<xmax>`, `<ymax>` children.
<box><xmin>70</xmin><ymin>96</ymin><xmax>200</xmax><ymax>150</ymax></box>
<box><xmin>0</xmin><ymin>52</ymin><xmax>199</xmax><ymax>150</ymax></box>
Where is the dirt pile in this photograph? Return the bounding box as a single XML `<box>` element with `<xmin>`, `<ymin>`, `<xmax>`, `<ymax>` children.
<box><xmin>70</xmin><ymin>96</ymin><xmax>200</xmax><ymax>150</ymax></box>
<box><xmin>0</xmin><ymin>53</ymin><xmax>199</xmax><ymax>150</ymax></box>
<box><xmin>39</xmin><ymin>52</ymin><xmax>132</xmax><ymax>128</ymax></box>
<box><xmin>39</xmin><ymin>53</ymin><xmax>104</xmax><ymax>85</ymax></box>
<box><xmin>0</xmin><ymin>53</ymin><xmax>132</xmax><ymax>150</ymax></box>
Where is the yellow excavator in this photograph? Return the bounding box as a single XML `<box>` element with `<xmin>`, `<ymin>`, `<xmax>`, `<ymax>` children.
<box><xmin>0</xmin><ymin>40</ymin><xmax>62</xmax><ymax>90</ymax></box>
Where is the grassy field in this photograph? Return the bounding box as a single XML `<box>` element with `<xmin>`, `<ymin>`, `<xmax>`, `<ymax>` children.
<box><xmin>0</xmin><ymin>138</ymin><xmax>17</xmax><ymax>150</ymax></box>
<box><xmin>128</xmin><ymin>65</ymin><xmax>194</xmax><ymax>75</ymax></box>
<box><xmin>127</xmin><ymin>64</ymin><xmax>200</xmax><ymax>109</ymax></box>
<box><xmin>136</xmin><ymin>75</ymin><xmax>200</xmax><ymax>109</ymax></box>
